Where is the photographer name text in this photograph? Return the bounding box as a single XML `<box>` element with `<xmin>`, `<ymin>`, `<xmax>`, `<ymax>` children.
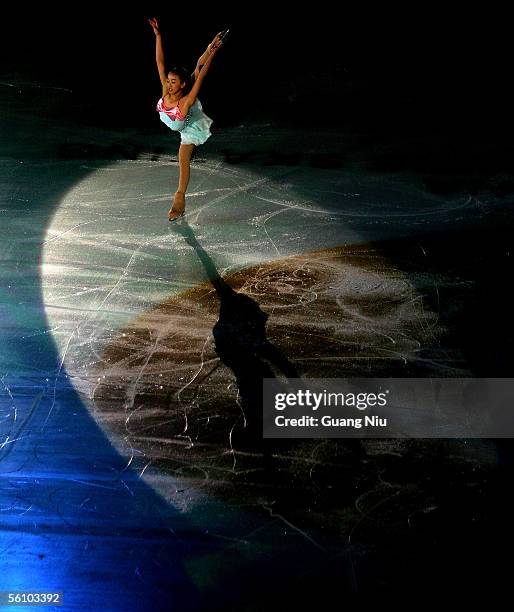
<box><xmin>274</xmin><ymin>415</ymin><xmax>388</xmax><ymax>429</ymax></box>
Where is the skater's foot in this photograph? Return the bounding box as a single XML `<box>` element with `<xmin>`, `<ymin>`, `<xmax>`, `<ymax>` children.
<box><xmin>168</xmin><ymin>191</ymin><xmax>186</xmax><ymax>222</ymax></box>
<box><xmin>168</xmin><ymin>209</ymin><xmax>185</xmax><ymax>222</ymax></box>
<box><xmin>173</xmin><ymin>190</ymin><xmax>186</xmax><ymax>211</ymax></box>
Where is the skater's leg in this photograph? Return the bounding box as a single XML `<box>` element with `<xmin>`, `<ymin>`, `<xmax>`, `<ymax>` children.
<box><xmin>169</xmin><ymin>143</ymin><xmax>195</xmax><ymax>221</ymax></box>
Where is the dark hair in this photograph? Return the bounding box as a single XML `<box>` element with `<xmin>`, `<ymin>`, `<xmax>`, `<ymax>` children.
<box><xmin>167</xmin><ymin>66</ymin><xmax>191</xmax><ymax>92</ymax></box>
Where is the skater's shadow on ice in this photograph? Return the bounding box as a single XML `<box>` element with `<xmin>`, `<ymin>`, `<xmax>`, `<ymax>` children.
<box><xmin>172</xmin><ymin>221</ymin><xmax>299</xmax><ymax>438</ymax></box>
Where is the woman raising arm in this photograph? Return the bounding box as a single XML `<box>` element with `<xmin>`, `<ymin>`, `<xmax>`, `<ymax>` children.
<box><xmin>149</xmin><ymin>18</ymin><xmax>225</xmax><ymax>221</ymax></box>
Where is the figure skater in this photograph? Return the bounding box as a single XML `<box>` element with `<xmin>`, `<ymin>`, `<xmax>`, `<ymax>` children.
<box><xmin>148</xmin><ymin>17</ymin><xmax>225</xmax><ymax>221</ymax></box>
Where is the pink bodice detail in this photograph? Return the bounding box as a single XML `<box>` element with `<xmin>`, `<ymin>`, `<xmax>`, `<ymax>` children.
<box><xmin>156</xmin><ymin>98</ymin><xmax>186</xmax><ymax>121</ymax></box>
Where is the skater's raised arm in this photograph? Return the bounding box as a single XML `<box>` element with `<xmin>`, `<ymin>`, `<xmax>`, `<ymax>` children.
<box><xmin>182</xmin><ymin>45</ymin><xmax>220</xmax><ymax>114</ymax></box>
<box><xmin>148</xmin><ymin>18</ymin><xmax>167</xmax><ymax>91</ymax></box>
<box><xmin>192</xmin><ymin>32</ymin><xmax>223</xmax><ymax>82</ymax></box>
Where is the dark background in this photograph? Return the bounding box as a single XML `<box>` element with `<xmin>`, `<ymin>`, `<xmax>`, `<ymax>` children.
<box><xmin>2</xmin><ymin>5</ymin><xmax>513</xmax><ymax>196</ymax></box>
<box><xmin>2</xmin><ymin>4</ymin><xmax>511</xmax><ymax>133</ymax></box>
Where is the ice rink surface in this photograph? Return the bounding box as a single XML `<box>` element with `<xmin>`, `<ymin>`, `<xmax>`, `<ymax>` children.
<box><xmin>1</xmin><ymin>79</ymin><xmax>513</xmax><ymax>608</ymax></box>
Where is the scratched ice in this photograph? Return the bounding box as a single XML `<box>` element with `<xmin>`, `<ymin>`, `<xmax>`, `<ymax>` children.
<box><xmin>38</xmin><ymin>152</ymin><xmax>501</xmax><ymax>514</ymax></box>
<box><xmin>1</xmin><ymin>78</ymin><xmax>507</xmax><ymax>604</ymax></box>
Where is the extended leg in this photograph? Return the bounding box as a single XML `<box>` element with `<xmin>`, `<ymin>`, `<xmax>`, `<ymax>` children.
<box><xmin>169</xmin><ymin>143</ymin><xmax>195</xmax><ymax>221</ymax></box>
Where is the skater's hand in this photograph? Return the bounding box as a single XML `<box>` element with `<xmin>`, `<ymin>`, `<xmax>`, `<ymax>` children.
<box><xmin>208</xmin><ymin>42</ymin><xmax>221</xmax><ymax>56</ymax></box>
<box><xmin>208</xmin><ymin>32</ymin><xmax>224</xmax><ymax>53</ymax></box>
<box><xmin>148</xmin><ymin>17</ymin><xmax>160</xmax><ymax>35</ymax></box>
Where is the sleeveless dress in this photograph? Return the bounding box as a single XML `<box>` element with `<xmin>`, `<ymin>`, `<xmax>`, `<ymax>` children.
<box><xmin>156</xmin><ymin>97</ymin><xmax>213</xmax><ymax>146</ymax></box>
